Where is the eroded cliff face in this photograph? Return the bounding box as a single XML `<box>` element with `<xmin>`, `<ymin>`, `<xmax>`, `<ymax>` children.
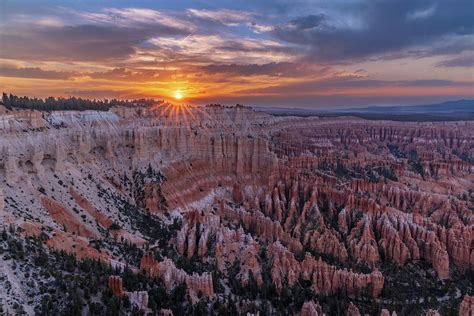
<box><xmin>458</xmin><ymin>295</ymin><xmax>474</xmax><ymax>316</ymax></box>
<box><xmin>108</xmin><ymin>275</ymin><xmax>149</xmax><ymax>311</ymax></box>
<box><xmin>0</xmin><ymin>104</ymin><xmax>472</xmax><ymax>315</ymax></box>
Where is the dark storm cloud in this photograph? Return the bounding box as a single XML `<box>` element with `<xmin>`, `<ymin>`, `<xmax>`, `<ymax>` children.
<box><xmin>0</xmin><ymin>66</ymin><xmax>74</xmax><ymax>80</ymax></box>
<box><xmin>272</xmin><ymin>0</ymin><xmax>474</xmax><ymax>63</ymax></box>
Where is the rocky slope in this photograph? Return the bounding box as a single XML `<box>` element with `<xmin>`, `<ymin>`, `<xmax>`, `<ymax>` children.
<box><xmin>0</xmin><ymin>104</ymin><xmax>472</xmax><ymax>315</ymax></box>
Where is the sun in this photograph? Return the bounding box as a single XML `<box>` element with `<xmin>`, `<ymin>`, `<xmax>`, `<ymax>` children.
<box><xmin>173</xmin><ymin>90</ymin><xmax>183</xmax><ymax>100</ymax></box>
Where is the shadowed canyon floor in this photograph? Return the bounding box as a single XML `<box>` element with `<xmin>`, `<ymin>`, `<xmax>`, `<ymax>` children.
<box><xmin>0</xmin><ymin>104</ymin><xmax>472</xmax><ymax>315</ymax></box>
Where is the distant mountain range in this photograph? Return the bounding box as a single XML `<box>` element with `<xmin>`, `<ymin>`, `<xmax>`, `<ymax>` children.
<box><xmin>256</xmin><ymin>99</ymin><xmax>474</xmax><ymax>121</ymax></box>
<box><xmin>337</xmin><ymin>99</ymin><xmax>474</xmax><ymax>113</ymax></box>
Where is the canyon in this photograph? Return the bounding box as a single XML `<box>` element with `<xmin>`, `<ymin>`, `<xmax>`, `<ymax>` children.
<box><xmin>0</xmin><ymin>103</ymin><xmax>472</xmax><ymax>315</ymax></box>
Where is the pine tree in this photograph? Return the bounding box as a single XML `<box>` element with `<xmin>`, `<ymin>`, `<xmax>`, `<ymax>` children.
<box><xmin>1</xmin><ymin>227</ymin><xmax>7</xmax><ymax>240</ymax></box>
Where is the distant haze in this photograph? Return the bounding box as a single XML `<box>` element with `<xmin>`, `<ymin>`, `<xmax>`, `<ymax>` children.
<box><xmin>257</xmin><ymin>99</ymin><xmax>474</xmax><ymax>121</ymax></box>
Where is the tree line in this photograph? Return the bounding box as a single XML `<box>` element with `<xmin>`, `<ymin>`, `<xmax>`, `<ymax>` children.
<box><xmin>1</xmin><ymin>93</ymin><xmax>160</xmax><ymax>112</ymax></box>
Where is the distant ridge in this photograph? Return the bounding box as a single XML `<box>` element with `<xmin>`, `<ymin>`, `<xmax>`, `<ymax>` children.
<box><xmin>338</xmin><ymin>99</ymin><xmax>474</xmax><ymax>113</ymax></box>
<box><xmin>256</xmin><ymin>99</ymin><xmax>474</xmax><ymax>121</ymax></box>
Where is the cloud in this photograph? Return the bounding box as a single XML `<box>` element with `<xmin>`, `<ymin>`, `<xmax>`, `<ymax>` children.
<box><xmin>272</xmin><ymin>0</ymin><xmax>474</xmax><ymax>63</ymax></box>
<box><xmin>74</xmin><ymin>8</ymin><xmax>195</xmax><ymax>31</ymax></box>
<box><xmin>0</xmin><ymin>7</ymin><xmax>195</xmax><ymax>63</ymax></box>
<box><xmin>36</xmin><ymin>17</ymin><xmax>65</xmax><ymax>27</ymax></box>
<box><xmin>147</xmin><ymin>34</ymin><xmax>294</xmax><ymax>64</ymax></box>
<box><xmin>235</xmin><ymin>77</ymin><xmax>474</xmax><ymax>96</ymax></box>
<box><xmin>187</xmin><ymin>8</ymin><xmax>253</xmax><ymax>26</ymax></box>
<box><xmin>0</xmin><ymin>66</ymin><xmax>74</xmax><ymax>80</ymax></box>
<box><xmin>397</xmin><ymin>79</ymin><xmax>469</xmax><ymax>87</ymax></box>
<box><xmin>436</xmin><ymin>54</ymin><xmax>474</xmax><ymax>67</ymax></box>
<box><xmin>201</xmin><ymin>62</ymin><xmax>328</xmax><ymax>77</ymax></box>
<box><xmin>406</xmin><ymin>5</ymin><xmax>437</xmax><ymax>20</ymax></box>
<box><xmin>0</xmin><ymin>5</ymin><xmax>292</xmax><ymax>65</ymax></box>
<box><xmin>88</xmin><ymin>67</ymin><xmax>178</xmax><ymax>82</ymax></box>
<box><xmin>0</xmin><ymin>25</ymin><xmax>135</xmax><ymax>62</ymax></box>
<box><xmin>0</xmin><ymin>19</ymin><xmax>191</xmax><ymax>62</ymax></box>
<box><xmin>248</xmin><ymin>22</ymin><xmax>274</xmax><ymax>33</ymax></box>
<box><xmin>288</xmin><ymin>15</ymin><xmax>326</xmax><ymax>30</ymax></box>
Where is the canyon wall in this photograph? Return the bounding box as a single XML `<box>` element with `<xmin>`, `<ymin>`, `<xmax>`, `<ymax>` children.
<box><xmin>0</xmin><ymin>104</ymin><xmax>472</xmax><ymax>315</ymax></box>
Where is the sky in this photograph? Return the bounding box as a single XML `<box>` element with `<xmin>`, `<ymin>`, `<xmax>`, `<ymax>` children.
<box><xmin>0</xmin><ymin>0</ymin><xmax>473</xmax><ymax>108</ymax></box>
